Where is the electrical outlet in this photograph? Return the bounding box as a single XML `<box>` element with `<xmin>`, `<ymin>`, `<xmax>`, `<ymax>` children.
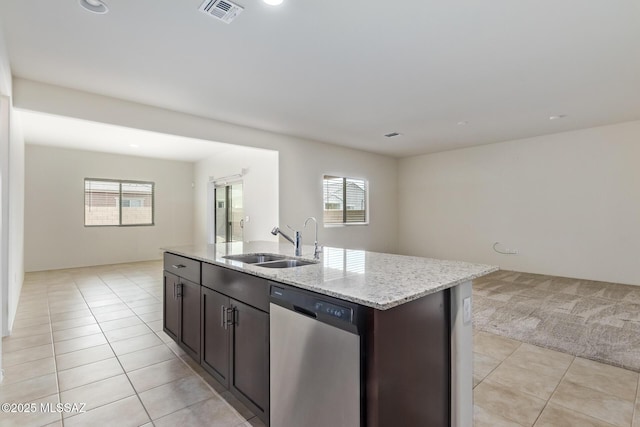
<box><xmin>463</xmin><ymin>297</ymin><xmax>471</xmax><ymax>325</ymax></box>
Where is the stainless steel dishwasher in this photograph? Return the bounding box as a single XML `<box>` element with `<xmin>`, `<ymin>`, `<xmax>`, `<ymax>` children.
<box><xmin>269</xmin><ymin>283</ymin><xmax>364</xmax><ymax>427</ymax></box>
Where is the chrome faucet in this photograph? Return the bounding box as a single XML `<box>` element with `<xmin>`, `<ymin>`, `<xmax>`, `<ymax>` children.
<box><xmin>271</xmin><ymin>226</ymin><xmax>302</xmax><ymax>256</ymax></box>
<box><xmin>304</xmin><ymin>217</ymin><xmax>322</xmax><ymax>260</ymax></box>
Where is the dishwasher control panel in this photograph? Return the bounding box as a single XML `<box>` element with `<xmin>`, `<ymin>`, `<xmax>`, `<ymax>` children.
<box><xmin>270</xmin><ymin>284</ymin><xmax>359</xmax><ymax>331</ymax></box>
<box><xmin>313</xmin><ymin>301</ymin><xmax>351</xmax><ymax>321</ymax></box>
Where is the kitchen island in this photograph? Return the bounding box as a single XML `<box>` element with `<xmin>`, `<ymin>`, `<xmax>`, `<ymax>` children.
<box><xmin>162</xmin><ymin>242</ymin><xmax>497</xmax><ymax>427</ymax></box>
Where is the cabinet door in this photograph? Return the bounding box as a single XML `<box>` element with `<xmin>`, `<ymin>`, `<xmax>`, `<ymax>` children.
<box><xmin>230</xmin><ymin>299</ymin><xmax>269</xmax><ymax>421</ymax></box>
<box><xmin>179</xmin><ymin>278</ymin><xmax>201</xmax><ymax>361</ymax></box>
<box><xmin>201</xmin><ymin>287</ymin><xmax>231</xmax><ymax>387</ymax></box>
<box><xmin>163</xmin><ymin>272</ymin><xmax>180</xmax><ymax>341</ymax></box>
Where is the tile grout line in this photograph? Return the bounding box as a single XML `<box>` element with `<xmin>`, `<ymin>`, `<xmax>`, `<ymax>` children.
<box><xmin>473</xmin><ymin>334</ymin><xmax>522</xmax><ymax>386</ymax></box>
<box><xmin>480</xmin><ymin>342</ymin><xmax>559</xmax><ymax>427</ymax></box>
<box><xmin>46</xmin><ymin>278</ymin><xmax>66</xmax><ymax>427</ymax></box>
<box><xmin>473</xmin><ymin>339</ymin><xmax>528</xmax><ymax>426</ymax></box>
<box><xmin>485</xmin><ymin>336</ymin><xmax>636</xmax><ymax>427</ymax></box>
<box><xmin>108</xmin><ymin>267</ymin><xmax>226</xmax><ymax>425</ymax></box>
<box><xmin>108</xmin><ymin>267</ymin><xmax>255</xmax><ymax>425</ymax></box>
<box><xmin>92</xmin><ymin>265</ymin><xmax>228</xmax><ymax>424</ymax></box>
<box><xmin>1</xmin><ymin>279</ymin><xmax>66</xmax><ymax>425</ymax></box>
<box><xmin>57</xmin><ymin>273</ymin><xmax>106</xmax><ymax>427</ymax></box>
<box><xmin>68</xmin><ymin>270</ymin><xmax>160</xmax><ymax>425</ymax></box>
<box><xmin>527</xmin><ymin>353</ymin><xmax>576</xmax><ymax>427</ymax></box>
<box><xmin>33</xmin><ymin>273</ymin><xmax>140</xmax><ymax>422</ymax></box>
<box><xmin>70</xmin><ymin>273</ymin><xmax>161</xmax><ymax>426</ymax></box>
<box><xmin>542</xmin><ymin>356</ymin><xmax>637</xmax><ymax>427</ymax></box>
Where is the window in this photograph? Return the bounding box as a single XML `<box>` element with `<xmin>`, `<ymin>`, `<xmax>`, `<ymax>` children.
<box><xmin>85</xmin><ymin>179</ymin><xmax>154</xmax><ymax>226</ymax></box>
<box><xmin>323</xmin><ymin>175</ymin><xmax>368</xmax><ymax>225</ymax></box>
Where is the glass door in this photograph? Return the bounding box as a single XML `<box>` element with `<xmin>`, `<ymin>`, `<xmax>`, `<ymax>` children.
<box><xmin>215</xmin><ymin>182</ymin><xmax>243</xmax><ymax>243</ymax></box>
<box><xmin>215</xmin><ymin>185</ymin><xmax>228</xmax><ymax>243</ymax></box>
<box><xmin>230</xmin><ymin>183</ymin><xmax>243</xmax><ymax>242</ymax></box>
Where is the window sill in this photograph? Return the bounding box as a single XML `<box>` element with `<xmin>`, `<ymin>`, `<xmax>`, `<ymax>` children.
<box><xmin>84</xmin><ymin>224</ymin><xmax>155</xmax><ymax>227</ymax></box>
<box><xmin>323</xmin><ymin>222</ymin><xmax>369</xmax><ymax>228</ymax></box>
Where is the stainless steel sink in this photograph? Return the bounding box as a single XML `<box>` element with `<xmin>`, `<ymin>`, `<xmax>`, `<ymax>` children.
<box><xmin>255</xmin><ymin>259</ymin><xmax>318</xmax><ymax>269</ymax></box>
<box><xmin>223</xmin><ymin>253</ymin><xmax>287</xmax><ymax>264</ymax></box>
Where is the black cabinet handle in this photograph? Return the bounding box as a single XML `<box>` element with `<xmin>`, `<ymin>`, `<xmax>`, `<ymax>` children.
<box><xmin>232</xmin><ymin>307</ymin><xmax>238</xmax><ymax>326</ymax></box>
<box><xmin>222</xmin><ymin>306</ymin><xmax>234</xmax><ymax>330</ymax></box>
<box><xmin>221</xmin><ymin>305</ymin><xmax>226</xmax><ymax>328</ymax></box>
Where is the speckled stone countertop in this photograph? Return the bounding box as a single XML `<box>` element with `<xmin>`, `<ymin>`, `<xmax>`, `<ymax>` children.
<box><xmin>163</xmin><ymin>242</ymin><xmax>498</xmax><ymax>310</ymax></box>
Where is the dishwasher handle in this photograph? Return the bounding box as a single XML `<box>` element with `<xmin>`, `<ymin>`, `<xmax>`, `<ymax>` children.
<box><xmin>293</xmin><ymin>305</ymin><xmax>317</xmax><ymax>319</ymax></box>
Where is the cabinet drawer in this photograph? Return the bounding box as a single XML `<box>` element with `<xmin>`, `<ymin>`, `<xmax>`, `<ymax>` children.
<box><xmin>202</xmin><ymin>263</ymin><xmax>269</xmax><ymax>312</ymax></box>
<box><xmin>164</xmin><ymin>252</ymin><xmax>201</xmax><ymax>284</ymax></box>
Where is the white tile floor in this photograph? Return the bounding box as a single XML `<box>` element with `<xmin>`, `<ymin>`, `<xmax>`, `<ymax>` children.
<box><xmin>473</xmin><ymin>331</ymin><xmax>640</xmax><ymax>427</ymax></box>
<box><xmin>1</xmin><ymin>261</ymin><xmax>262</xmax><ymax>427</ymax></box>
<box><xmin>1</xmin><ymin>261</ymin><xmax>639</xmax><ymax>426</ymax></box>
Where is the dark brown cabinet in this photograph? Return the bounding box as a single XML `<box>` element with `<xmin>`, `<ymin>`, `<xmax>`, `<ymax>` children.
<box><xmin>165</xmin><ymin>250</ymin><xmax>456</xmax><ymax>427</ymax></box>
<box><xmin>230</xmin><ymin>299</ymin><xmax>269</xmax><ymax>416</ymax></box>
<box><xmin>201</xmin><ymin>286</ymin><xmax>231</xmax><ymax>387</ymax></box>
<box><xmin>163</xmin><ymin>271</ymin><xmax>180</xmax><ymax>340</ymax></box>
<box><xmin>201</xmin><ymin>290</ymin><xmax>269</xmax><ymax>403</ymax></box>
<box><xmin>201</xmin><ymin>263</ymin><xmax>270</xmax><ymax>425</ymax></box>
<box><xmin>163</xmin><ymin>253</ymin><xmax>201</xmax><ymax>361</ymax></box>
<box><xmin>179</xmin><ymin>278</ymin><xmax>201</xmax><ymax>359</ymax></box>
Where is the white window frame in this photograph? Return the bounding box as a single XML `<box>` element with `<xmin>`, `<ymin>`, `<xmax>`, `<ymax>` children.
<box><xmin>84</xmin><ymin>178</ymin><xmax>155</xmax><ymax>227</ymax></box>
<box><xmin>322</xmin><ymin>174</ymin><xmax>369</xmax><ymax>227</ymax></box>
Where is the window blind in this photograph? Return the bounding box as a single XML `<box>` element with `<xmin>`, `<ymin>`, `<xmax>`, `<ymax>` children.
<box><xmin>323</xmin><ymin>175</ymin><xmax>367</xmax><ymax>224</ymax></box>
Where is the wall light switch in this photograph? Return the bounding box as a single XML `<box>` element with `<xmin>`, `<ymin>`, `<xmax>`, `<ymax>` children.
<box><xmin>463</xmin><ymin>297</ymin><xmax>471</xmax><ymax>325</ymax></box>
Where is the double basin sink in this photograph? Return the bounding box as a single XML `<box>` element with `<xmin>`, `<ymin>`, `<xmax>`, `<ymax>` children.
<box><xmin>223</xmin><ymin>253</ymin><xmax>318</xmax><ymax>269</ymax></box>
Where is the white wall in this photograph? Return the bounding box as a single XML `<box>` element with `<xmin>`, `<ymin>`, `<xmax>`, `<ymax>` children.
<box><xmin>0</xmin><ymin>95</ymin><xmax>8</xmax><ymax>344</ymax></box>
<box><xmin>0</xmin><ymin>22</ymin><xmax>25</xmax><ymax>354</ymax></box>
<box><xmin>24</xmin><ymin>145</ymin><xmax>195</xmax><ymax>271</ymax></box>
<box><xmin>0</xmin><ymin>27</ymin><xmax>10</xmax><ymax>97</ymax></box>
<box><xmin>194</xmin><ymin>146</ymin><xmax>279</xmax><ymax>245</ymax></box>
<box><xmin>15</xmin><ymin>79</ymin><xmax>399</xmax><ymax>253</ymax></box>
<box><xmin>275</xmin><ymin>136</ymin><xmax>397</xmax><ymax>252</ymax></box>
<box><xmin>7</xmin><ymin>107</ymin><xmax>24</xmax><ymax>331</ymax></box>
<box><xmin>0</xmin><ymin>21</ymin><xmax>8</xmax><ymax>365</ymax></box>
<box><xmin>398</xmin><ymin>121</ymin><xmax>640</xmax><ymax>286</ymax></box>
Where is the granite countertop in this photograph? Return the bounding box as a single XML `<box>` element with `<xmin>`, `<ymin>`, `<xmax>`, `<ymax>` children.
<box><xmin>163</xmin><ymin>241</ymin><xmax>498</xmax><ymax>310</ymax></box>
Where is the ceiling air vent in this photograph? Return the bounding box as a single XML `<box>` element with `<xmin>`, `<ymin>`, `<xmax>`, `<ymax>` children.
<box><xmin>199</xmin><ymin>0</ymin><xmax>244</xmax><ymax>24</ymax></box>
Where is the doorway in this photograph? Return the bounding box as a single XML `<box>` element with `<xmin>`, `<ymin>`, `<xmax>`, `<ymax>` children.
<box><xmin>215</xmin><ymin>182</ymin><xmax>243</xmax><ymax>243</ymax></box>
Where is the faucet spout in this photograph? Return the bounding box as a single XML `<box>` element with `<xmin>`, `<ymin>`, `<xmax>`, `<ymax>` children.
<box><xmin>304</xmin><ymin>217</ymin><xmax>322</xmax><ymax>260</ymax></box>
<box><xmin>271</xmin><ymin>226</ymin><xmax>302</xmax><ymax>256</ymax></box>
<box><xmin>271</xmin><ymin>227</ymin><xmax>295</xmax><ymax>245</ymax></box>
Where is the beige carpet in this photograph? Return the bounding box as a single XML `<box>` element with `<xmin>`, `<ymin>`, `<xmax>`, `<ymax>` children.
<box><xmin>472</xmin><ymin>270</ymin><xmax>640</xmax><ymax>372</ymax></box>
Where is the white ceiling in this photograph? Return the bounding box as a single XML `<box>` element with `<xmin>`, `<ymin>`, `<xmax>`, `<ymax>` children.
<box><xmin>1</xmin><ymin>0</ymin><xmax>640</xmax><ymax>157</ymax></box>
<box><xmin>19</xmin><ymin>110</ymin><xmax>238</xmax><ymax>162</ymax></box>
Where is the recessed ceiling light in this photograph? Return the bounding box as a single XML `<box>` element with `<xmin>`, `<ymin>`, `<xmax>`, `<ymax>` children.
<box><xmin>263</xmin><ymin>0</ymin><xmax>284</xmax><ymax>5</ymax></box>
<box><xmin>457</xmin><ymin>121</ymin><xmax>469</xmax><ymax>126</ymax></box>
<box><xmin>549</xmin><ymin>115</ymin><xmax>567</xmax><ymax>120</ymax></box>
<box><xmin>79</xmin><ymin>0</ymin><xmax>109</xmax><ymax>14</ymax></box>
<box><xmin>384</xmin><ymin>132</ymin><xmax>402</xmax><ymax>138</ymax></box>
